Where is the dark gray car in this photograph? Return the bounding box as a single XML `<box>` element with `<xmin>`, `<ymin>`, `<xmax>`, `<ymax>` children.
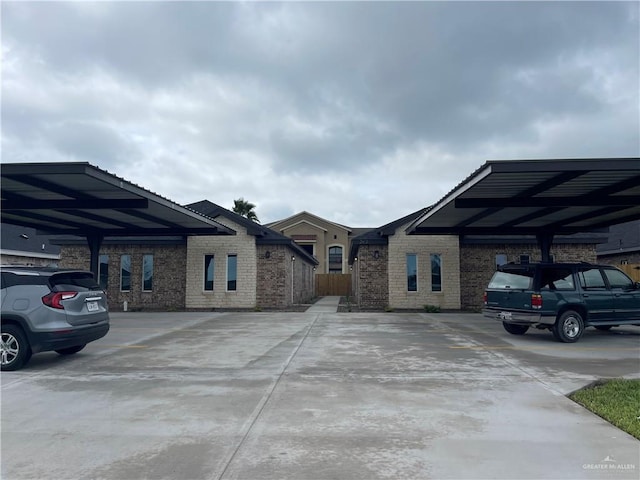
<box><xmin>1</xmin><ymin>266</ymin><xmax>109</xmax><ymax>370</ymax></box>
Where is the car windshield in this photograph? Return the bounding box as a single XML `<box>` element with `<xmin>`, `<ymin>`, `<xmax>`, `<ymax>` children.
<box><xmin>488</xmin><ymin>269</ymin><xmax>534</xmax><ymax>289</ymax></box>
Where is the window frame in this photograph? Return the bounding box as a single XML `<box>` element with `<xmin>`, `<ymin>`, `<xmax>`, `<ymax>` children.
<box><xmin>204</xmin><ymin>254</ymin><xmax>214</xmax><ymax>291</ymax></box>
<box><xmin>227</xmin><ymin>254</ymin><xmax>237</xmax><ymax>291</ymax></box>
<box><xmin>120</xmin><ymin>254</ymin><xmax>131</xmax><ymax>292</ymax></box>
<box><xmin>406</xmin><ymin>253</ymin><xmax>418</xmax><ymax>292</ymax></box>
<box><xmin>430</xmin><ymin>253</ymin><xmax>442</xmax><ymax>292</ymax></box>
<box><xmin>142</xmin><ymin>254</ymin><xmax>153</xmax><ymax>292</ymax></box>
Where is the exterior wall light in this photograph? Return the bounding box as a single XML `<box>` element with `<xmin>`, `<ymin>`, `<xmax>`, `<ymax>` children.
<box><xmin>291</xmin><ymin>255</ymin><xmax>295</xmax><ymax>262</ymax></box>
<box><xmin>265</xmin><ymin>251</ymin><xmax>271</xmax><ymax>259</ymax></box>
<box><xmin>373</xmin><ymin>250</ymin><xmax>380</xmax><ymax>259</ymax></box>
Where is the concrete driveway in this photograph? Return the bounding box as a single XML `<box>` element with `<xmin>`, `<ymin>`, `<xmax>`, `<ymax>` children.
<box><xmin>2</xmin><ymin>311</ymin><xmax>639</xmax><ymax>479</ymax></box>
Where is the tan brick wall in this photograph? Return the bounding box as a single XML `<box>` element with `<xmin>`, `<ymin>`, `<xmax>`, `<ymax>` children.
<box><xmin>59</xmin><ymin>244</ymin><xmax>187</xmax><ymax>311</ymax></box>
<box><xmin>460</xmin><ymin>243</ymin><xmax>598</xmax><ymax>310</ymax></box>
<box><xmin>388</xmin><ymin>231</ymin><xmax>461</xmax><ymax>310</ymax></box>
<box><xmin>186</xmin><ymin>218</ymin><xmax>257</xmax><ymax>309</ymax></box>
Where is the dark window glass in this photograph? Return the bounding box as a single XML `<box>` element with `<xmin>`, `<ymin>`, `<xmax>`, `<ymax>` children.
<box><xmin>300</xmin><ymin>244</ymin><xmax>314</xmax><ymax>256</ymax></box>
<box><xmin>603</xmin><ymin>269</ymin><xmax>633</xmax><ymax>289</ymax></box>
<box><xmin>99</xmin><ymin>254</ymin><xmax>109</xmax><ymax>289</ymax></box>
<box><xmin>143</xmin><ymin>255</ymin><xmax>153</xmax><ymax>291</ymax></box>
<box><xmin>227</xmin><ymin>255</ymin><xmax>237</xmax><ymax>291</ymax></box>
<box><xmin>488</xmin><ymin>268</ymin><xmax>535</xmax><ymax>289</ymax></box>
<box><xmin>50</xmin><ymin>272</ymin><xmax>99</xmax><ymax>291</ymax></box>
<box><xmin>431</xmin><ymin>254</ymin><xmax>442</xmax><ymax>292</ymax></box>
<box><xmin>578</xmin><ymin>268</ymin><xmax>606</xmax><ymax>289</ymax></box>
<box><xmin>495</xmin><ymin>254</ymin><xmax>507</xmax><ymax>269</ymax></box>
<box><xmin>204</xmin><ymin>255</ymin><xmax>214</xmax><ymax>291</ymax></box>
<box><xmin>329</xmin><ymin>246</ymin><xmax>342</xmax><ymax>273</ymax></box>
<box><xmin>539</xmin><ymin>268</ymin><xmax>575</xmax><ymax>290</ymax></box>
<box><xmin>519</xmin><ymin>255</ymin><xmax>530</xmax><ymax>265</ymax></box>
<box><xmin>407</xmin><ymin>254</ymin><xmax>417</xmax><ymax>292</ymax></box>
<box><xmin>121</xmin><ymin>255</ymin><xmax>131</xmax><ymax>291</ymax></box>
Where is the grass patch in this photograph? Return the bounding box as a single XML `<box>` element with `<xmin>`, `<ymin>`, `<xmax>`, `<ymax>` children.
<box><xmin>569</xmin><ymin>378</ymin><xmax>640</xmax><ymax>440</ymax></box>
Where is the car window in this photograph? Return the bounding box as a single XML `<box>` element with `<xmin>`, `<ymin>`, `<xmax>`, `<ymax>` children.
<box><xmin>602</xmin><ymin>268</ymin><xmax>634</xmax><ymax>289</ymax></box>
<box><xmin>578</xmin><ymin>268</ymin><xmax>606</xmax><ymax>289</ymax></box>
<box><xmin>540</xmin><ymin>268</ymin><xmax>575</xmax><ymax>290</ymax></box>
<box><xmin>50</xmin><ymin>272</ymin><xmax>99</xmax><ymax>291</ymax></box>
<box><xmin>488</xmin><ymin>270</ymin><xmax>533</xmax><ymax>289</ymax></box>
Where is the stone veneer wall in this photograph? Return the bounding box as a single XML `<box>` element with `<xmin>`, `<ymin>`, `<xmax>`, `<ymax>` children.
<box><xmin>186</xmin><ymin>219</ymin><xmax>257</xmax><ymax>309</ymax></box>
<box><xmin>353</xmin><ymin>244</ymin><xmax>389</xmax><ymax>309</ymax></box>
<box><xmin>255</xmin><ymin>244</ymin><xmax>315</xmax><ymax>308</ymax></box>
<box><xmin>459</xmin><ymin>243</ymin><xmax>598</xmax><ymax>310</ymax></box>
<box><xmin>388</xmin><ymin>232</ymin><xmax>461</xmax><ymax>310</ymax></box>
<box><xmin>59</xmin><ymin>244</ymin><xmax>187</xmax><ymax>311</ymax></box>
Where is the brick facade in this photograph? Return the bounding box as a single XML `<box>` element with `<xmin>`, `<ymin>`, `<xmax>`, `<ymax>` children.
<box><xmin>353</xmin><ymin>244</ymin><xmax>389</xmax><ymax>309</ymax></box>
<box><xmin>255</xmin><ymin>244</ymin><xmax>314</xmax><ymax>308</ymax></box>
<box><xmin>598</xmin><ymin>252</ymin><xmax>640</xmax><ymax>265</ymax></box>
<box><xmin>186</xmin><ymin>218</ymin><xmax>257</xmax><ymax>309</ymax></box>
<box><xmin>388</xmin><ymin>232</ymin><xmax>461</xmax><ymax>310</ymax></box>
<box><xmin>459</xmin><ymin>242</ymin><xmax>598</xmax><ymax>310</ymax></box>
<box><xmin>59</xmin><ymin>244</ymin><xmax>187</xmax><ymax>311</ymax></box>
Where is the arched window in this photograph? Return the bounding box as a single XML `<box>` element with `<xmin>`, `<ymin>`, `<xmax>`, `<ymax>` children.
<box><xmin>328</xmin><ymin>246</ymin><xmax>343</xmax><ymax>274</ymax></box>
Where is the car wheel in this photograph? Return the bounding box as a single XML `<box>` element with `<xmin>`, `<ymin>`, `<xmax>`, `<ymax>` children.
<box><xmin>502</xmin><ymin>322</ymin><xmax>529</xmax><ymax>335</ymax></box>
<box><xmin>1</xmin><ymin>325</ymin><xmax>32</xmax><ymax>371</ymax></box>
<box><xmin>553</xmin><ymin>310</ymin><xmax>584</xmax><ymax>343</ymax></box>
<box><xmin>55</xmin><ymin>345</ymin><xmax>86</xmax><ymax>355</ymax></box>
<box><xmin>594</xmin><ymin>325</ymin><xmax>613</xmax><ymax>331</ymax></box>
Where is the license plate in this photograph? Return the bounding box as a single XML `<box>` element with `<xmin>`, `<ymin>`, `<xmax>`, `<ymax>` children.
<box><xmin>86</xmin><ymin>301</ymin><xmax>99</xmax><ymax>312</ymax></box>
<box><xmin>498</xmin><ymin>311</ymin><xmax>512</xmax><ymax>320</ymax></box>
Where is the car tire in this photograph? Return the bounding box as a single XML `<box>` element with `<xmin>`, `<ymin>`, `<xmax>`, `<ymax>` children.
<box><xmin>553</xmin><ymin>310</ymin><xmax>584</xmax><ymax>343</ymax></box>
<box><xmin>55</xmin><ymin>345</ymin><xmax>86</xmax><ymax>355</ymax></box>
<box><xmin>502</xmin><ymin>322</ymin><xmax>529</xmax><ymax>335</ymax></box>
<box><xmin>1</xmin><ymin>325</ymin><xmax>32</xmax><ymax>371</ymax></box>
<box><xmin>594</xmin><ymin>325</ymin><xmax>613</xmax><ymax>331</ymax></box>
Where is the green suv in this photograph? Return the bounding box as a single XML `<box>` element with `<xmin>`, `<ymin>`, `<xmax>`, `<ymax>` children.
<box><xmin>483</xmin><ymin>263</ymin><xmax>640</xmax><ymax>343</ymax></box>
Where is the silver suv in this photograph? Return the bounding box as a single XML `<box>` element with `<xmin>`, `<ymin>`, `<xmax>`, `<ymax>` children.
<box><xmin>1</xmin><ymin>266</ymin><xmax>110</xmax><ymax>371</ymax></box>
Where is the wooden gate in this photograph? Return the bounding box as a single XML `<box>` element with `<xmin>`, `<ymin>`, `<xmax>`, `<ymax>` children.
<box><xmin>316</xmin><ymin>274</ymin><xmax>352</xmax><ymax>296</ymax></box>
<box><xmin>618</xmin><ymin>264</ymin><xmax>640</xmax><ymax>282</ymax></box>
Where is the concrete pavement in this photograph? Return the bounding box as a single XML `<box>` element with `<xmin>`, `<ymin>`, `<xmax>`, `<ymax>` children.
<box><xmin>305</xmin><ymin>296</ymin><xmax>341</xmax><ymax>312</ymax></box>
<box><xmin>2</xmin><ymin>311</ymin><xmax>639</xmax><ymax>479</ymax></box>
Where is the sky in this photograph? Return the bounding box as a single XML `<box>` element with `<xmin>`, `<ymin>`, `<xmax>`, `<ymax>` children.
<box><xmin>2</xmin><ymin>1</ymin><xmax>639</xmax><ymax>227</ymax></box>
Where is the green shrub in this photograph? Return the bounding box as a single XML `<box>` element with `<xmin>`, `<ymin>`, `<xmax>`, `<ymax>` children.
<box><xmin>423</xmin><ymin>304</ymin><xmax>441</xmax><ymax>313</ymax></box>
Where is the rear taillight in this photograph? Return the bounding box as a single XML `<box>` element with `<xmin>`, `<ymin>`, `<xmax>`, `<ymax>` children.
<box><xmin>483</xmin><ymin>292</ymin><xmax>488</xmax><ymax>305</ymax></box>
<box><xmin>42</xmin><ymin>291</ymin><xmax>78</xmax><ymax>309</ymax></box>
<box><xmin>531</xmin><ymin>293</ymin><xmax>542</xmax><ymax>310</ymax></box>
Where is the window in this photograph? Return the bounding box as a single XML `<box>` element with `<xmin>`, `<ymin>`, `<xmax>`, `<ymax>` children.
<box><xmin>495</xmin><ymin>254</ymin><xmax>507</xmax><ymax>270</ymax></box>
<box><xmin>406</xmin><ymin>254</ymin><xmax>417</xmax><ymax>292</ymax></box>
<box><xmin>142</xmin><ymin>254</ymin><xmax>153</xmax><ymax>291</ymax></box>
<box><xmin>204</xmin><ymin>255</ymin><xmax>214</xmax><ymax>291</ymax></box>
<box><xmin>98</xmin><ymin>254</ymin><xmax>109</xmax><ymax>289</ymax></box>
<box><xmin>328</xmin><ymin>246</ymin><xmax>343</xmax><ymax>274</ymax></box>
<box><xmin>603</xmin><ymin>269</ymin><xmax>634</xmax><ymax>289</ymax></box>
<box><xmin>120</xmin><ymin>255</ymin><xmax>131</xmax><ymax>291</ymax></box>
<box><xmin>227</xmin><ymin>255</ymin><xmax>237</xmax><ymax>291</ymax></box>
<box><xmin>578</xmin><ymin>268</ymin><xmax>606</xmax><ymax>289</ymax></box>
<box><xmin>540</xmin><ymin>267</ymin><xmax>574</xmax><ymax>290</ymax></box>
<box><xmin>431</xmin><ymin>254</ymin><xmax>442</xmax><ymax>292</ymax></box>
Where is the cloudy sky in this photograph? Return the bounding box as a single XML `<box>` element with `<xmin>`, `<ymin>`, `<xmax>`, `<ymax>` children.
<box><xmin>2</xmin><ymin>1</ymin><xmax>639</xmax><ymax>227</ymax></box>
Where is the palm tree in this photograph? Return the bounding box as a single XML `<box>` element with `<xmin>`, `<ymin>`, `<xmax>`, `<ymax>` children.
<box><xmin>232</xmin><ymin>198</ymin><xmax>260</xmax><ymax>223</ymax></box>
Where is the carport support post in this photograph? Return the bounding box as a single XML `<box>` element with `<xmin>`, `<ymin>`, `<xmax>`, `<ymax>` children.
<box><xmin>87</xmin><ymin>233</ymin><xmax>104</xmax><ymax>280</ymax></box>
<box><xmin>536</xmin><ymin>232</ymin><xmax>554</xmax><ymax>263</ymax></box>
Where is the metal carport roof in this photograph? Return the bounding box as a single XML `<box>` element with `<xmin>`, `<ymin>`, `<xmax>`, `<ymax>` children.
<box><xmin>406</xmin><ymin>158</ymin><xmax>640</xmax><ymax>261</ymax></box>
<box><xmin>1</xmin><ymin>162</ymin><xmax>235</xmax><ymax>274</ymax></box>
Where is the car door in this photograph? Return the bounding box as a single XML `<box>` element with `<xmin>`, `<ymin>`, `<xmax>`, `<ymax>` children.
<box><xmin>601</xmin><ymin>268</ymin><xmax>640</xmax><ymax>322</ymax></box>
<box><xmin>576</xmin><ymin>267</ymin><xmax>615</xmax><ymax>322</ymax></box>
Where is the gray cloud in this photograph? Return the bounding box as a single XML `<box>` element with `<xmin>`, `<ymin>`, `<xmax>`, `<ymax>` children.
<box><xmin>2</xmin><ymin>1</ymin><xmax>638</xmax><ymax>227</ymax></box>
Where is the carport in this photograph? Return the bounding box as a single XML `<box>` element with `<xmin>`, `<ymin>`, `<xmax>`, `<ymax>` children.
<box><xmin>407</xmin><ymin>158</ymin><xmax>640</xmax><ymax>260</ymax></box>
<box><xmin>0</xmin><ymin>162</ymin><xmax>235</xmax><ymax>276</ymax></box>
